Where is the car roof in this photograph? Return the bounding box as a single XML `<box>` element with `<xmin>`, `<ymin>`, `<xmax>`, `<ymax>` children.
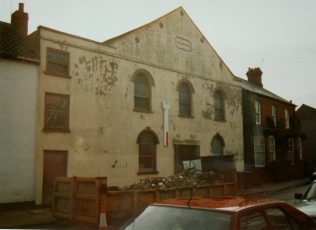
<box><xmin>153</xmin><ymin>196</ymin><xmax>284</xmax><ymax>212</ymax></box>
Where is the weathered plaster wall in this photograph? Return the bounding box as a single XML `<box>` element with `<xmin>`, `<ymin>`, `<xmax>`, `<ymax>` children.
<box><xmin>106</xmin><ymin>8</ymin><xmax>235</xmax><ymax>84</ymax></box>
<box><xmin>35</xmin><ymin>24</ymin><xmax>243</xmax><ymax>203</ymax></box>
<box><xmin>0</xmin><ymin>59</ymin><xmax>38</xmax><ymax>203</ymax></box>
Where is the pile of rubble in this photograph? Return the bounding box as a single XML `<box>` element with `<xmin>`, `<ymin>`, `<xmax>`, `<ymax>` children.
<box><xmin>123</xmin><ymin>170</ymin><xmax>229</xmax><ymax>190</ymax></box>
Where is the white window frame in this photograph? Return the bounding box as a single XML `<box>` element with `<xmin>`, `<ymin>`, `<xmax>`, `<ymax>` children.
<box><xmin>271</xmin><ymin>105</ymin><xmax>277</xmax><ymax>127</ymax></box>
<box><xmin>254</xmin><ymin>135</ymin><xmax>265</xmax><ymax>167</ymax></box>
<box><xmin>255</xmin><ymin>101</ymin><xmax>261</xmax><ymax>125</ymax></box>
<box><xmin>285</xmin><ymin>109</ymin><xmax>290</xmax><ymax>129</ymax></box>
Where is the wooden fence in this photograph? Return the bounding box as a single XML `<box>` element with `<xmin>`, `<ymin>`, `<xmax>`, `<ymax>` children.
<box><xmin>53</xmin><ymin>177</ymin><xmax>107</xmax><ymax>224</ymax></box>
<box><xmin>52</xmin><ymin>177</ymin><xmax>236</xmax><ymax>227</ymax></box>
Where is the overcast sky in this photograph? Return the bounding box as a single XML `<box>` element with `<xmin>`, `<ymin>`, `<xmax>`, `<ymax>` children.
<box><xmin>1</xmin><ymin>0</ymin><xmax>315</xmax><ymax>108</ymax></box>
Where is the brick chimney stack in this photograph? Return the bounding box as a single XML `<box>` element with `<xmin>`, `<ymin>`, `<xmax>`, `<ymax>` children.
<box><xmin>246</xmin><ymin>67</ymin><xmax>263</xmax><ymax>87</ymax></box>
<box><xmin>11</xmin><ymin>3</ymin><xmax>28</xmax><ymax>37</ymax></box>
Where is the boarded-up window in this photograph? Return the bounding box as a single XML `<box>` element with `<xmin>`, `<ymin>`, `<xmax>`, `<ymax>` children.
<box><xmin>134</xmin><ymin>73</ymin><xmax>151</xmax><ymax>111</ymax></box>
<box><xmin>44</xmin><ymin>93</ymin><xmax>70</xmax><ymax>132</ymax></box>
<box><xmin>174</xmin><ymin>144</ymin><xmax>200</xmax><ymax>173</ymax></box>
<box><xmin>46</xmin><ymin>48</ymin><xmax>69</xmax><ymax>77</ymax></box>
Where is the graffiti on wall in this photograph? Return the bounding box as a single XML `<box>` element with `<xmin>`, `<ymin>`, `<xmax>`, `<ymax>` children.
<box><xmin>73</xmin><ymin>55</ymin><xmax>119</xmax><ymax>96</ymax></box>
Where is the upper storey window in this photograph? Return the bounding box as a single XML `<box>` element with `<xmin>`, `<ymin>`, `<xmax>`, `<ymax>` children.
<box><xmin>214</xmin><ymin>90</ymin><xmax>225</xmax><ymax>121</ymax></box>
<box><xmin>44</xmin><ymin>92</ymin><xmax>70</xmax><ymax>132</ymax></box>
<box><xmin>178</xmin><ymin>81</ymin><xmax>194</xmax><ymax>117</ymax></box>
<box><xmin>255</xmin><ymin>100</ymin><xmax>261</xmax><ymax>125</ymax></box>
<box><xmin>271</xmin><ymin>105</ymin><xmax>277</xmax><ymax>127</ymax></box>
<box><xmin>133</xmin><ymin>71</ymin><xmax>153</xmax><ymax>112</ymax></box>
<box><xmin>285</xmin><ymin>109</ymin><xmax>290</xmax><ymax>129</ymax></box>
<box><xmin>46</xmin><ymin>48</ymin><xmax>70</xmax><ymax>77</ymax></box>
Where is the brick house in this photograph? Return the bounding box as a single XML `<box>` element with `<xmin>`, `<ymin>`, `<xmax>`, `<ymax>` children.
<box><xmin>296</xmin><ymin>104</ymin><xmax>316</xmax><ymax>175</ymax></box>
<box><xmin>239</xmin><ymin>68</ymin><xmax>304</xmax><ymax>187</ymax></box>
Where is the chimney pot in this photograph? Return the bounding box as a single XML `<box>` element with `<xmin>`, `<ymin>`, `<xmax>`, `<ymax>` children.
<box><xmin>246</xmin><ymin>67</ymin><xmax>263</xmax><ymax>87</ymax></box>
<box><xmin>11</xmin><ymin>3</ymin><xmax>28</xmax><ymax>37</ymax></box>
<box><xmin>19</xmin><ymin>3</ymin><xmax>24</xmax><ymax>11</ymax></box>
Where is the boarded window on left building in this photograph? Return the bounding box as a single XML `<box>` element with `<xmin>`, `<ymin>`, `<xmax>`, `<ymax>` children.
<box><xmin>44</xmin><ymin>93</ymin><xmax>70</xmax><ymax>132</ymax></box>
<box><xmin>46</xmin><ymin>48</ymin><xmax>70</xmax><ymax>77</ymax></box>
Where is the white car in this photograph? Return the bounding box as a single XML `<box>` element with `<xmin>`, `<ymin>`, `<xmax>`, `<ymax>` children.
<box><xmin>295</xmin><ymin>181</ymin><xmax>316</xmax><ymax>219</ymax></box>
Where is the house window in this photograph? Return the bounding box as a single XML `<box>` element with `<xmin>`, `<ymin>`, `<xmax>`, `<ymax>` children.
<box><xmin>297</xmin><ymin>138</ymin><xmax>302</xmax><ymax>160</ymax></box>
<box><xmin>288</xmin><ymin>138</ymin><xmax>294</xmax><ymax>152</ymax></box>
<box><xmin>255</xmin><ymin>100</ymin><xmax>261</xmax><ymax>125</ymax></box>
<box><xmin>44</xmin><ymin>93</ymin><xmax>70</xmax><ymax>132</ymax></box>
<box><xmin>214</xmin><ymin>90</ymin><xmax>225</xmax><ymax>121</ymax></box>
<box><xmin>254</xmin><ymin>135</ymin><xmax>265</xmax><ymax>167</ymax></box>
<box><xmin>179</xmin><ymin>82</ymin><xmax>192</xmax><ymax>117</ymax></box>
<box><xmin>211</xmin><ymin>134</ymin><xmax>225</xmax><ymax>155</ymax></box>
<box><xmin>46</xmin><ymin>48</ymin><xmax>70</xmax><ymax>77</ymax></box>
<box><xmin>271</xmin><ymin>105</ymin><xmax>277</xmax><ymax>127</ymax></box>
<box><xmin>269</xmin><ymin>136</ymin><xmax>276</xmax><ymax>162</ymax></box>
<box><xmin>285</xmin><ymin>109</ymin><xmax>290</xmax><ymax>129</ymax></box>
<box><xmin>287</xmin><ymin>138</ymin><xmax>295</xmax><ymax>162</ymax></box>
<box><xmin>134</xmin><ymin>72</ymin><xmax>151</xmax><ymax>112</ymax></box>
<box><xmin>137</xmin><ymin>129</ymin><xmax>159</xmax><ymax>174</ymax></box>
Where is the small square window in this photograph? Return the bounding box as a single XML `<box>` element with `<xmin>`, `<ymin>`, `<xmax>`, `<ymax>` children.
<box><xmin>44</xmin><ymin>93</ymin><xmax>70</xmax><ymax>132</ymax></box>
<box><xmin>46</xmin><ymin>48</ymin><xmax>70</xmax><ymax>77</ymax></box>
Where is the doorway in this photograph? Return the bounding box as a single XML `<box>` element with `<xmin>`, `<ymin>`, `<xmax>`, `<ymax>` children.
<box><xmin>42</xmin><ymin>150</ymin><xmax>67</xmax><ymax>205</ymax></box>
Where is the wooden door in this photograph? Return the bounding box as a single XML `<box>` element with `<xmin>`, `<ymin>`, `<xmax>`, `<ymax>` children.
<box><xmin>43</xmin><ymin>150</ymin><xmax>67</xmax><ymax>205</ymax></box>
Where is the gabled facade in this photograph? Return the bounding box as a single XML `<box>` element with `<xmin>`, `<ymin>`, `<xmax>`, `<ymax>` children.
<box><xmin>240</xmin><ymin>68</ymin><xmax>304</xmax><ymax>185</ymax></box>
<box><xmin>0</xmin><ymin>3</ymin><xmax>39</xmax><ymax>203</ymax></box>
<box><xmin>30</xmin><ymin>7</ymin><xmax>244</xmax><ymax>204</ymax></box>
<box><xmin>296</xmin><ymin>104</ymin><xmax>316</xmax><ymax>174</ymax></box>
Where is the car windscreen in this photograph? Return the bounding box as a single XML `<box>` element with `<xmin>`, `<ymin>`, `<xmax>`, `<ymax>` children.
<box><xmin>303</xmin><ymin>183</ymin><xmax>316</xmax><ymax>200</ymax></box>
<box><xmin>123</xmin><ymin>205</ymin><xmax>232</xmax><ymax>230</ymax></box>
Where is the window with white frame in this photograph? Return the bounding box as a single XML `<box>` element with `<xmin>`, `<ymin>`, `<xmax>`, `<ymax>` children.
<box><xmin>297</xmin><ymin>138</ymin><xmax>302</xmax><ymax>160</ymax></box>
<box><xmin>285</xmin><ymin>109</ymin><xmax>290</xmax><ymax>129</ymax></box>
<box><xmin>269</xmin><ymin>136</ymin><xmax>276</xmax><ymax>162</ymax></box>
<box><xmin>254</xmin><ymin>135</ymin><xmax>265</xmax><ymax>167</ymax></box>
<box><xmin>255</xmin><ymin>101</ymin><xmax>261</xmax><ymax>125</ymax></box>
<box><xmin>271</xmin><ymin>105</ymin><xmax>277</xmax><ymax>127</ymax></box>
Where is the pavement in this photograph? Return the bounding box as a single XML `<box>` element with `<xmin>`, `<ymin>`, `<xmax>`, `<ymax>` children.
<box><xmin>0</xmin><ymin>178</ymin><xmax>311</xmax><ymax>229</ymax></box>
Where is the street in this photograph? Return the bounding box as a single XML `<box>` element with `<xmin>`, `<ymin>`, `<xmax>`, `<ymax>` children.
<box><xmin>254</xmin><ymin>183</ymin><xmax>309</xmax><ymax>205</ymax></box>
<box><xmin>25</xmin><ymin>182</ymin><xmax>311</xmax><ymax>230</ymax></box>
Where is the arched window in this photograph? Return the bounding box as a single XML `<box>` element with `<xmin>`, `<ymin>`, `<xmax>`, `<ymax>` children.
<box><xmin>137</xmin><ymin>128</ymin><xmax>159</xmax><ymax>174</ymax></box>
<box><xmin>133</xmin><ymin>71</ymin><xmax>153</xmax><ymax>112</ymax></box>
<box><xmin>178</xmin><ymin>81</ymin><xmax>193</xmax><ymax>117</ymax></box>
<box><xmin>211</xmin><ymin>134</ymin><xmax>225</xmax><ymax>155</ymax></box>
<box><xmin>214</xmin><ymin>90</ymin><xmax>225</xmax><ymax>121</ymax></box>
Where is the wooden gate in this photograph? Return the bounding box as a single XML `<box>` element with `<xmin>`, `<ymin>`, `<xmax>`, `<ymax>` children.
<box><xmin>53</xmin><ymin>177</ymin><xmax>107</xmax><ymax>225</ymax></box>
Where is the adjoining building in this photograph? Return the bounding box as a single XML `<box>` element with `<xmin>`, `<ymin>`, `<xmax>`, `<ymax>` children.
<box><xmin>0</xmin><ymin>3</ymin><xmax>39</xmax><ymax>203</ymax></box>
<box><xmin>296</xmin><ymin>104</ymin><xmax>316</xmax><ymax>175</ymax></box>
<box><xmin>239</xmin><ymin>68</ymin><xmax>304</xmax><ymax>187</ymax></box>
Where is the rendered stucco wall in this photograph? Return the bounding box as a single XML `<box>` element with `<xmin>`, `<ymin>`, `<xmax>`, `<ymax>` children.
<box><xmin>0</xmin><ymin>59</ymin><xmax>38</xmax><ymax>203</ymax></box>
<box><xmin>35</xmin><ymin>16</ymin><xmax>244</xmax><ymax>202</ymax></box>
